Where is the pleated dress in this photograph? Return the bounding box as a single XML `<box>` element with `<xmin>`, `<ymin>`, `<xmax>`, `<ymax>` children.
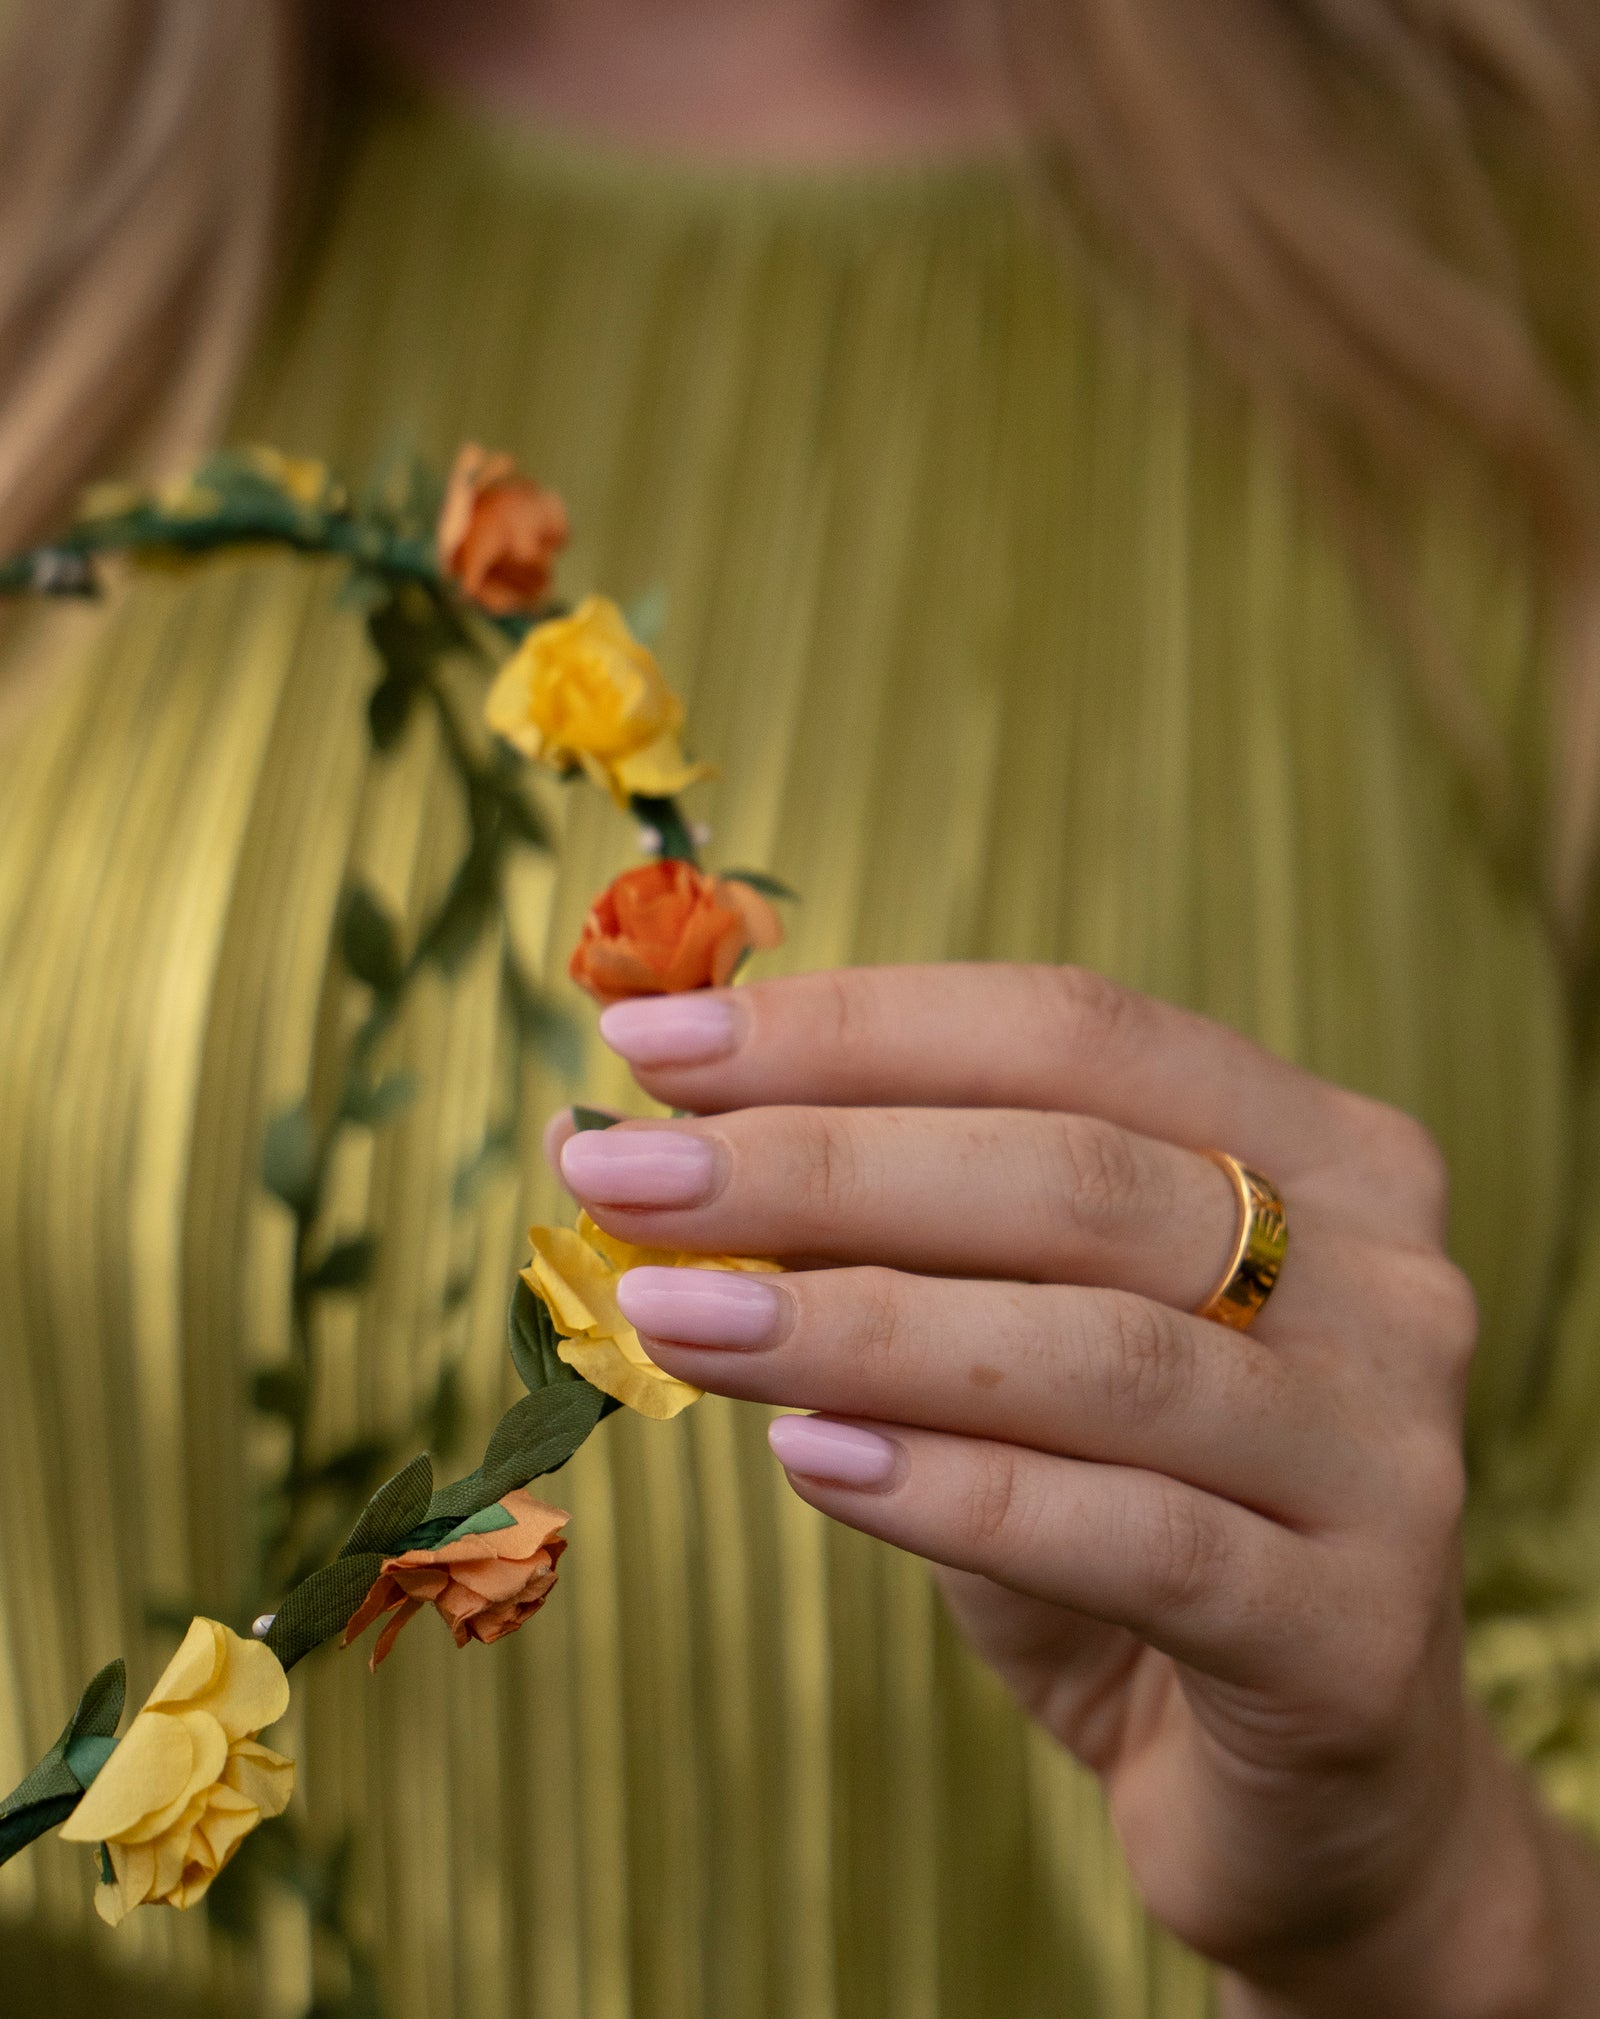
<box><xmin>2</xmin><ymin>74</ymin><xmax>1599</xmax><ymax>2019</ymax></box>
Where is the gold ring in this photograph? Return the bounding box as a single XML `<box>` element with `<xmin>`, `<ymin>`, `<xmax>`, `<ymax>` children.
<box><xmin>1196</xmin><ymin>1151</ymin><xmax>1287</xmax><ymax>1331</ymax></box>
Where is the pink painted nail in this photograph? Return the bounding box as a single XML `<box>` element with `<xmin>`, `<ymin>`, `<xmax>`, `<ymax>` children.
<box><xmin>617</xmin><ymin>1267</ymin><xmax>781</xmax><ymax>1348</ymax></box>
<box><xmin>542</xmin><ymin>1107</ymin><xmax>577</xmax><ymax>1172</ymax></box>
<box><xmin>560</xmin><ymin>1127</ymin><xmax>717</xmax><ymax>1207</ymax></box>
<box><xmin>543</xmin><ymin>1106</ymin><xmax>624</xmax><ymax>1174</ymax></box>
<box><xmin>598</xmin><ymin>995</ymin><xmax>740</xmax><ymax>1068</ymax></box>
<box><xmin>767</xmin><ymin>1416</ymin><xmax>899</xmax><ymax>1488</ymax></box>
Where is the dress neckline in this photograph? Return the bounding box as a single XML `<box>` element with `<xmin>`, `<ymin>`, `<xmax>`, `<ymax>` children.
<box><xmin>357</xmin><ymin>60</ymin><xmax>1030</xmax><ymax>226</ymax></box>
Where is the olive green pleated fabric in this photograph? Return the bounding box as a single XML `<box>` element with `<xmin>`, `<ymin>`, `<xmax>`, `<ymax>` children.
<box><xmin>2</xmin><ymin>78</ymin><xmax>1599</xmax><ymax>2019</ymax></box>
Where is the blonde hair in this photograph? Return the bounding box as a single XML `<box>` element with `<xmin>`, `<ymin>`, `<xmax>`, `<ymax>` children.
<box><xmin>0</xmin><ymin>0</ymin><xmax>302</xmax><ymax>550</ymax></box>
<box><xmin>995</xmin><ymin>1</ymin><xmax>1600</xmax><ymax>960</ymax></box>
<box><xmin>5</xmin><ymin>0</ymin><xmax>1600</xmax><ymax>954</ymax></box>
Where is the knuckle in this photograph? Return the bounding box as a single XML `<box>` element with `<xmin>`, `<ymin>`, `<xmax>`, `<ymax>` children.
<box><xmin>847</xmin><ymin>1268</ymin><xmax>906</xmax><ymax>1372</ymax></box>
<box><xmin>1099</xmin><ymin>1294</ymin><xmax>1193</xmax><ymax>1424</ymax></box>
<box><xmin>1339</xmin><ymin>1095</ymin><xmax>1452</xmax><ymax>1233</ymax></box>
<box><xmin>1419</xmin><ymin>1258</ymin><xmax>1479</xmax><ymax>1372</ymax></box>
<box><xmin>1034</xmin><ymin>963</ymin><xmax>1140</xmax><ymax>1055</ymax></box>
<box><xmin>1409</xmin><ymin>1436</ymin><xmax>1468</xmax><ymax>1540</ymax></box>
<box><xmin>1382</xmin><ymin>1417</ymin><xmax>1467</xmax><ymax>1548</ymax></box>
<box><xmin>1046</xmin><ymin>1113</ymin><xmax>1144</xmax><ymax>1238</ymax></box>
<box><xmin>1387</xmin><ymin>1114</ymin><xmax>1451</xmax><ymax>1226</ymax></box>
<box><xmin>812</xmin><ymin>967</ymin><xmax>870</xmax><ymax>1061</ymax></box>
<box><xmin>1142</xmin><ymin>1489</ymin><xmax>1228</xmax><ymax>1618</ymax></box>
<box><xmin>1385</xmin><ymin>1248</ymin><xmax>1479</xmax><ymax>1384</ymax></box>
<box><xmin>792</xmin><ymin>1108</ymin><xmax>861</xmax><ymax>1221</ymax></box>
<box><xmin>961</xmin><ymin>1443</ymin><xmax>1037</xmax><ymax>1550</ymax></box>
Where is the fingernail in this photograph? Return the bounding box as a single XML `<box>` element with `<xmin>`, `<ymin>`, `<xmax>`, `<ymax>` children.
<box><xmin>767</xmin><ymin>1416</ymin><xmax>899</xmax><ymax>1489</ymax></box>
<box><xmin>598</xmin><ymin>995</ymin><xmax>740</xmax><ymax>1068</ymax></box>
<box><xmin>544</xmin><ymin>1106</ymin><xmax>626</xmax><ymax>1173</ymax></box>
<box><xmin>543</xmin><ymin>1108</ymin><xmax>575</xmax><ymax>1171</ymax></box>
<box><xmin>560</xmin><ymin>1127</ymin><xmax>717</xmax><ymax>1207</ymax></box>
<box><xmin>617</xmin><ymin>1267</ymin><xmax>782</xmax><ymax>1349</ymax></box>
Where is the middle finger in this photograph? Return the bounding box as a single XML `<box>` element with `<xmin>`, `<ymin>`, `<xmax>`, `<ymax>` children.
<box><xmin>559</xmin><ymin>1106</ymin><xmax>1242</xmax><ymax>1308</ymax></box>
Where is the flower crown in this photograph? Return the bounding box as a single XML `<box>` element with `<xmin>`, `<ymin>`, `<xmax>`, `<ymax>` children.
<box><xmin>0</xmin><ymin>443</ymin><xmax>793</xmax><ymax>1926</ymax></box>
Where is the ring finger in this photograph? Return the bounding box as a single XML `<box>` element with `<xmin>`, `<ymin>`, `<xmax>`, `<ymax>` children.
<box><xmin>616</xmin><ymin>1264</ymin><xmax>1360</xmax><ymax>1524</ymax></box>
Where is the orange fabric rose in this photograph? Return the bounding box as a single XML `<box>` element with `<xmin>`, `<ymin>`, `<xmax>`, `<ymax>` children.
<box><xmin>568</xmin><ymin>860</ymin><xmax>783</xmax><ymax>1006</ymax></box>
<box><xmin>341</xmin><ymin>1490</ymin><xmax>569</xmax><ymax>1671</ymax></box>
<box><xmin>436</xmin><ymin>443</ymin><xmax>569</xmax><ymax>615</ymax></box>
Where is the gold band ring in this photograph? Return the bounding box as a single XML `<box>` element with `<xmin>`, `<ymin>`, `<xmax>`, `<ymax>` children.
<box><xmin>1195</xmin><ymin>1152</ymin><xmax>1287</xmax><ymax>1331</ymax></box>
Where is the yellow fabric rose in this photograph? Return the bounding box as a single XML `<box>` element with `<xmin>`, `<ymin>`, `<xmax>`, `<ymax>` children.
<box><xmin>60</xmin><ymin>1618</ymin><xmax>294</xmax><ymax>1926</ymax></box>
<box><xmin>524</xmin><ymin>1212</ymin><xmax>779</xmax><ymax>1420</ymax></box>
<box><xmin>485</xmin><ymin>595</ymin><xmax>713</xmax><ymax>806</ymax></box>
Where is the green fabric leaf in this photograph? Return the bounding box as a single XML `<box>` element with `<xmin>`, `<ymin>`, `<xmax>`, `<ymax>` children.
<box><xmin>421</xmin><ymin>1360</ymin><xmax>464</xmax><ymax>1459</ymax></box>
<box><xmin>489</xmin><ymin>746</ymin><xmax>551</xmax><ymax>849</ymax></box>
<box><xmin>266</xmin><ymin>1555</ymin><xmax>386</xmax><ymax>1673</ymax></box>
<box><xmin>417</xmin><ymin>838</ymin><xmax>499</xmax><ymax>975</ymax></box>
<box><xmin>500</xmin><ymin>791</ymin><xmax>551</xmax><ymax>848</ymax></box>
<box><xmin>301</xmin><ymin>1234</ymin><xmax>378</xmax><ymax>1294</ymax></box>
<box><xmin>341</xmin><ymin>885</ymin><xmax>405</xmax><ymax>994</ymax></box>
<box><xmin>63</xmin><ymin>1734</ymin><xmax>117</xmax><ymax>1785</ymax></box>
<box><xmin>367</xmin><ymin>670</ymin><xmax>417</xmax><ymax>751</ymax></box>
<box><xmin>627</xmin><ymin>794</ymin><xmax>697</xmax><ymax>863</ymax></box>
<box><xmin>451</xmin><ymin>1126</ymin><xmax>513</xmax><ymax>1210</ymax></box>
<box><xmin>342</xmin><ymin>1071</ymin><xmax>417</xmax><ymax>1127</ymax></box>
<box><xmin>252</xmin><ymin>1364</ymin><xmax>307</xmax><ymax>1420</ymax></box>
<box><xmin>0</xmin><ymin>1658</ymin><xmax>127</xmax><ymax>1866</ymax></box>
<box><xmin>392</xmin><ymin>1515</ymin><xmax>464</xmax><ymax>1553</ymax></box>
<box><xmin>1</xmin><ymin>1748</ymin><xmax>79</xmax><ymax>1819</ymax></box>
<box><xmin>503</xmin><ymin>969</ymin><xmax>582</xmax><ymax>1080</ymax></box>
<box><xmin>304</xmin><ymin>1440</ymin><xmax>391</xmax><ymax>1494</ymax></box>
<box><xmin>424</xmin><ymin>1384</ymin><xmax>605</xmax><ymax>1527</ymax></box>
<box><xmin>365</xmin><ymin>587</ymin><xmax>452</xmax><ymax>687</ymax></box>
<box><xmin>339</xmin><ymin>1453</ymin><xmax>434</xmax><ymax>1558</ymax></box>
<box><xmin>571</xmin><ymin>1106</ymin><xmax>620</xmax><ymax>1133</ymax></box>
<box><xmin>720</xmin><ymin>867</ymin><xmax>800</xmax><ymax>902</ymax></box>
<box><xmin>624</xmin><ymin>585</ymin><xmax>669</xmax><ymax>647</ymax></box>
<box><xmin>0</xmin><ymin>1794</ymin><xmax>80</xmax><ymax>1864</ymax></box>
<box><xmin>441</xmin><ymin>1503</ymin><xmax>516</xmax><ymax>1543</ymax></box>
<box><xmin>68</xmin><ymin>1659</ymin><xmax>128</xmax><ymax>1746</ymax></box>
<box><xmin>508</xmin><ymin>1277</ymin><xmax>582</xmax><ymax>1396</ymax></box>
<box><xmin>262</xmin><ymin>1104</ymin><xmax>321</xmax><ymax>1216</ymax></box>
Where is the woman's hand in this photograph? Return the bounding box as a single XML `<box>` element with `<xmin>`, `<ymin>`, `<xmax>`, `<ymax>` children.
<box><xmin>549</xmin><ymin>964</ymin><xmax>1588</xmax><ymax>2017</ymax></box>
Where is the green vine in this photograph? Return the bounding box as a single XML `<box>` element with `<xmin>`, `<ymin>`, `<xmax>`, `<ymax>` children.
<box><xmin>1</xmin><ymin>447</ymin><xmax>583</xmax><ymax>2016</ymax></box>
<box><xmin>254</xmin><ymin>574</ymin><xmax>574</xmax><ymax>1602</ymax></box>
<box><xmin>0</xmin><ymin>442</ymin><xmax>772</xmax><ymax>2018</ymax></box>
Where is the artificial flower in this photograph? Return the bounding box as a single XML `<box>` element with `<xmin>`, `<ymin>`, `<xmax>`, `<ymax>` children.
<box><xmin>341</xmin><ymin>1489</ymin><xmax>569</xmax><ymax>1672</ymax></box>
<box><xmin>568</xmin><ymin>859</ymin><xmax>783</xmax><ymax>1006</ymax></box>
<box><xmin>524</xmin><ymin>1212</ymin><xmax>780</xmax><ymax>1419</ymax></box>
<box><xmin>436</xmin><ymin>443</ymin><xmax>569</xmax><ymax>615</ymax></box>
<box><xmin>235</xmin><ymin>445</ymin><xmax>340</xmax><ymax>510</ymax></box>
<box><xmin>485</xmin><ymin>594</ymin><xmax>712</xmax><ymax>804</ymax></box>
<box><xmin>59</xmin><ymin>1618</ymin><xmax>293</xmax><ymax>1926</ymax></box>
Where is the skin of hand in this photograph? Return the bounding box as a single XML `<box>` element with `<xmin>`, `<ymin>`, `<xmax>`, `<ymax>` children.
<box><xmin>549</xmin><ymin>963</ymin><xmax>1600</xmax><ymax>2017</ymax></box>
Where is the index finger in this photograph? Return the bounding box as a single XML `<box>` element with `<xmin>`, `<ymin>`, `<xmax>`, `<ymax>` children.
<box><xmin>595</xmin><ymin>963</ymin><xmax>1430</xmax><ymax>1216</ymax></box>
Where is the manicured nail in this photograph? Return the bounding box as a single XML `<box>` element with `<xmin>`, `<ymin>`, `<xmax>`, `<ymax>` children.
<box><xmin>767</xmin><ymin>1416</ymin><xmax>899</xmax><ymax>1488</ymax></box>
<box><xmin>543</xmin><ymin>1108</ymin><xmax>575</xmax><ymax>1171</ymax></box>
<box><xmin>543</xmin><ymin>1105</ymin><xmax>625</xmax><ymax>1173</ymax></box>
<box><xmin>598</xmin><ymin>995</ymin><xmax>740</xmax><ymax>1068</ymax></box>
<box><xmin>560</xmin><ymin>1127</ymin><xmax>717</xmax><ymax>1207</ymax></box>
<box><xmin>617</xmin><ymin>1267</ymin><xmax>782</xmax><ymax>1349</ymax></box>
